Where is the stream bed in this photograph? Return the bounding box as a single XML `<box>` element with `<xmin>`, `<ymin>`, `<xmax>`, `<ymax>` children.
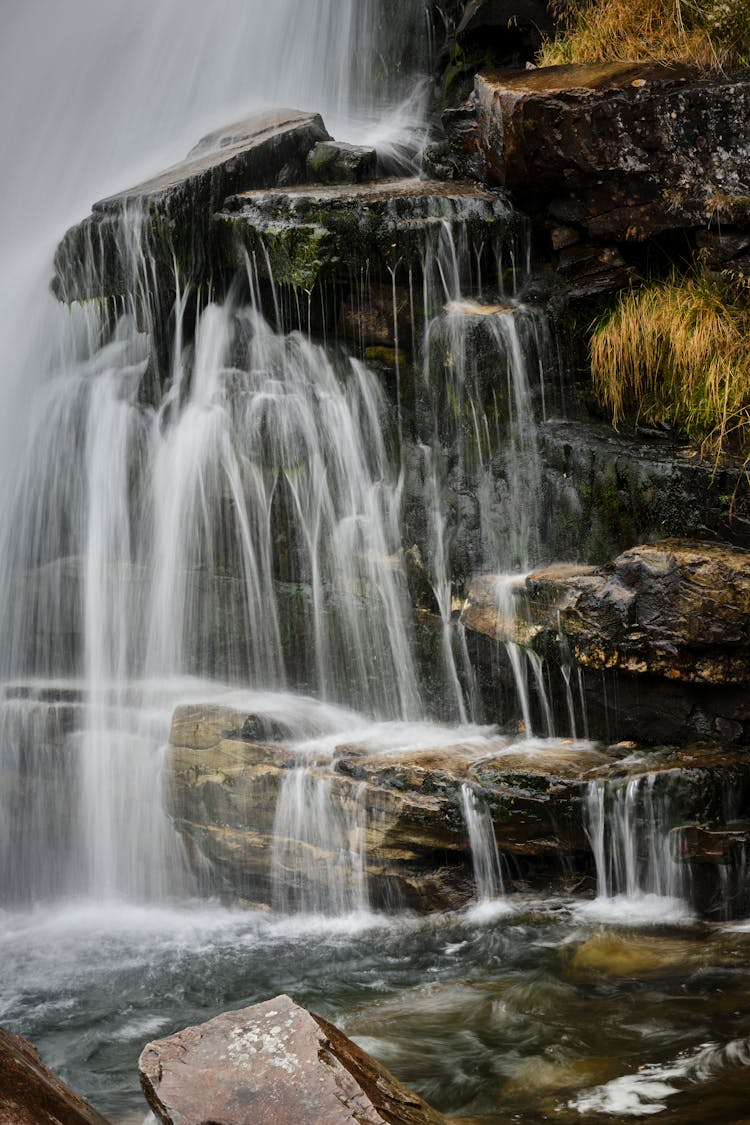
<box><xmin>3</xmin><ymin>897</ymin><xmax>750</xmax><ymax>1123</ymax></box>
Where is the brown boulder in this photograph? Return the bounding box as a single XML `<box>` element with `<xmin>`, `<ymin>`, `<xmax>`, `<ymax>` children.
<box><xmin>0</xmin><ymin>1026</ymin><xmax>108</xmax><ymax>1125</ymax></box>
<box><xmin>139</xmin><ymin>994</ymin><xmax>446</xmax><ymax>1125</ymax></box>
<box><xmin>463</xmin><ymin>540</ymin><xmax>750</xmax><ymax>685</ymax></box>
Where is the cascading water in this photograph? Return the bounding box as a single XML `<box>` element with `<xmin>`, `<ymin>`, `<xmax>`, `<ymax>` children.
<box><xmin>460</xmin><ymin>783</ymin><xmax>505</xmax><ymax>902</ymax></box>
<box><xmin>584</xmin><ymin>774</ymin><xmax>689</xmax><ymax>917</ymax></box>
<box><xmin>4</xmin><ymin>7</ymin><xmax>750</xmax><ymax>1123</ymax></box>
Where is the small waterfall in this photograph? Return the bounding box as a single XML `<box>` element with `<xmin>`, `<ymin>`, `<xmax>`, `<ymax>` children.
<box><xmin>585</xmin><ymin>775</ymin><xmax>686</xmax><ymax>905</ymax></box>
<box><xmin>271</xmin><ymin>764</ymin><xmax>368</xmax><ymax>915</ymax></box>
<box><xmin>460</xmin><ymin>783</ymin><xmax>504</xmax><ymax>901</ymax></box>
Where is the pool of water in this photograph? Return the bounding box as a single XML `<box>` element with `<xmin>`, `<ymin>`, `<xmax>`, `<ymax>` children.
<box><xmin>3</xmin><ymin>896</ymin><xmax>750</xmax><ymax>1123</ymax></box>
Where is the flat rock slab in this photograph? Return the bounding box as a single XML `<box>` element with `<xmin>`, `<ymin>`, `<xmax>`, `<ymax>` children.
<box><xmin>216</xmin><ymin>178</ymin><xmax>511</xmax><ymax>287</ymax></box>
<box><xmin>474</xmin><ymin>62</ymin><xmax>750</xmax><ymax>239</ymax></box>
<box><xmin>0</xmin><ymin>1026</ymin><xmax>108</xmax><ymax>1125</ymax></box>
<box><xmin>139</xmin><ymin>994</ymin><xmax>446</xmax><ymax>1125</ymax></box>
<box><xmin>54</xmin><ymin>108</ymin><xmax>330</xmax><ymax>301</ymax></box>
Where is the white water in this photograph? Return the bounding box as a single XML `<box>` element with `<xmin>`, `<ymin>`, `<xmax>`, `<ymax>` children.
<box><xmin>460</xmin><ymin>783</ymin><xmax>505</xmax><ymax>901</ymax></box>
<box><xmin>582</xmin><ymin>773</ymin><xmax>691</xmax><ymax>921</ymax></box>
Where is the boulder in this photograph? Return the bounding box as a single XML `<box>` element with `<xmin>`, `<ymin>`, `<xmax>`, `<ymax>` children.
<box><xmin>473</xmin><ymin>63</ymin><xmax>750</xmax><ymax>241</ymax></box>
<box><xmin>54</xmin><ymin>108</ymin><xmax>330</xmax><ymax>302</ymax></box>
<box><xmin>464</xmin><ymin>540</ymin><xmax>750</xmax><ymax>684</ymax></box>
<box><xmin>462</xmin><ymin>540</ymin><xmax>750</xmax><ymax>743</ymax></box>
<box><xmin>527</xmin><ymin>540</ymin><xmax>750</xmax><ymax>684</ymax></box>
<box><xmin>0</xmin><ymin>1026</ymin><xmax>108</xmax><ymax>1125</ymax></box>
<box><xmin>307</xmin><ymin>140</ymin><xmax>377</xmax><ymax>184</ymax></box>
<box><xmin>139</xmin><ymin>994</ymin><xmax>446</xmax><ymax>1125</ymax></box>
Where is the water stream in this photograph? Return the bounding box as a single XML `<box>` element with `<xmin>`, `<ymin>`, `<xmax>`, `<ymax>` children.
<box><xmin>2</xmin><ymin>3</ymin><xmax>749</xmax><ymax>1122</ymax></box>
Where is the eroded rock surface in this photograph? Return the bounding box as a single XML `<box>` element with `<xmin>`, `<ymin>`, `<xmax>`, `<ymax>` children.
<box><xmin>139</xmin><ymin>994</ymin><xmax>446</xmax><ymax>1125</ymax></box>
<box><xmin>0</xmin><ymin>1026</ymin><xmax>108</xmax><ymax>1125</ymax></box>
<box><xmin>464</xmin><ymin>540</ymin><xmax>750</xmax><ymax>683</ymax></box>
<box><xmin>473</xmin><ymin>63</ymin><xmax>750</xmax><ymax>241</ymax></box>
<box><xmin>167</xmin><ymin>702</ymin><xmax>614</xmax><ymax>908</ymax></box>
<box><xmin>462</xmin><ymin>540</ymin><xmax>750</xmax><ymax>743</ymax></box>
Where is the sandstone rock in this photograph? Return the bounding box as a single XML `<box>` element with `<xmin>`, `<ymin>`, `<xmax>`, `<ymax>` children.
<box><xmin>464</xmin><ymin>540</ymin><xmax>750</xmax><ymax>685</ymax></box>
<box><xmin>462</xmin><ymin>540</ymin><xmax>750</xmax><ymax>743</ymax></box>
<box><xmin>164</xmin><ymin>702</ymin><xmax>614</xmax><ymax>908</ymax></box>
<box><xmin>473</xmin><ymin>63</ymin><xmax>750</xmax><ymax>241</ymax></box>
<box><xmin>0</xmin><ymin>1026</ymin><xmax>108</xmax><ymax>1125</ymax></box>
<box><xmin>54</xmin><ymin>108</ymin><xmax>330</xmax><ymax>302</ymax></box>
<box><xmin>139</xmin><ymin>994</ymin><xmax>446</xmax><ymax>1125</ymax></box>
<box><xmin>529</xmin><ymin>540</ymin><xmax>750</xmax><ymax>684</ymax></box>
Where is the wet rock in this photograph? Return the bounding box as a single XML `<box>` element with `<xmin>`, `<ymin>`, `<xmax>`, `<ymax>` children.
<box><xmin>339</xmin><ymin>281</ymin><xmax>413</xmax><ymax>350</ymax></box>
<box><xmin>462</xmin><ymin>540</ymin><xmax>750</xmax><ymax>743</ymax></box>
<box><xmin>139</xmin><ymin>993</ymin><xmax>446</xmax><ymax>1125</ymax></box>
<box><xmin>54</xmin><ymin>108</ymin><xmax>330</xmax><ymax>302</ymax></box>
<box><xmin>463</xmin><ymin>540</ymin><xmax>750</xmax><ymax>683</ymax></box>
<box><xmin>165</xmin><ymin>702</ymin><xmax>613</xmax><ymax>908</ymax></box>
<box><xmin>473</xmin><ymin>62</ymin><xmax>750</xmax><ymax>241</ymax></box>
<box><xmin>307</xmin><ymin>140</ymin><xmax>377</xmax><ymax>184</ymax></box>
<box><xmin>539</xmin><ymin>420</ymin><xmax>750</xmax><ymax>563</ymax></box>
<box><xmin>0</xmin><ymin>1025</ymin><xmax>108</xmax><ymax>1125</ymax></box>
<box><xmin>441</xmin><ymin>1</ymin><xmax>556</xmax><ymax>105</ymax></box>
<box><xmin>456</xmin><ymin>0</ymin><xmax>554</xmax><ymax>41</ymax></box>
<box><xmin>215</xmin><ymin>178</ymin><xmax>511</xmax><ymax>288</ymax></box>
<box><xmin>526</xmin><ymin>540</ymin><xmax>750</xmax><ymax>684</ymax></box>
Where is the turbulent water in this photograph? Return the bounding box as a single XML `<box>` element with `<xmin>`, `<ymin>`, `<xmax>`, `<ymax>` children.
<box><xmin>2</xmin><ymin>3</ymin><xmax>750</xmax><ymax>1122</ymax></box>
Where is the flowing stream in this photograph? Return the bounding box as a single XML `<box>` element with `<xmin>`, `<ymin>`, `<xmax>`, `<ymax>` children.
<box><xmin>1</xmin><ymin>3</ymin><xmax>750</xmax><ymax>1122</ymax></box>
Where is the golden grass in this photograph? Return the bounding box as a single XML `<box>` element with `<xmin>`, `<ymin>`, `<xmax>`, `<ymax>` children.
<box><xmin>591</xmin><ymin>268</ymin><xmax>750</xmax><ymax>458</ymax></box>
<box><xmin>537</xmin><ymin>0</ymin><xmax>750</xmax><ymax>70</ymax></box>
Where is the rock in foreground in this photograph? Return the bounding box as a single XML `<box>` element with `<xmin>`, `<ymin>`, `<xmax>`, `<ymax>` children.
<box><xmin>0</xmin><ymin>1025</ymin><xmax>108</xmax><ymax>1125</ymax></box>
<box><xmin>139</xmin><ymin>994</ymin><xmax>446</xmax><ymax>1125</ymax></box>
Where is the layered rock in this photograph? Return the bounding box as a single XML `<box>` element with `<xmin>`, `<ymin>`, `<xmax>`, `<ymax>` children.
<box><xmin>462</xmin><ymin>539</ymin><xmax>750</xmax><ymax>743</ymax></box>
<box><xmin>0</xmin><ymin>1026</ymin><xmax>108</xmax><ymax>1125</ymax></box>
<box><xmin>473</xmin><ymin>63</ymin><xmax>750</xmax><ymax>242</ymax></box>
<box><xmin>164</xmin><ymin>701</ymin><xmax>615</xmax><ymax>909</ymax></box>
<box><xmin>215</xmin><ymin>178</ymin><xmax>512</xmax><ymax>289</ymax></box>
<box><xmin>139</xmin><ymin>994</ymin><xmax>446</xmax><ymax>1125</ymax></box>
<box><xmin>54</xmin><ymin>108</ymin><xmax>330</xmax><ymax>303</ymax></box>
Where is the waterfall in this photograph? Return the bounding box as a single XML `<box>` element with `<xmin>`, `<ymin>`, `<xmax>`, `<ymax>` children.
<box><xmin>0</xmin><ymin>0</ymin><xmax>561</xmax><ymax>907</ymax></box>
<box><xmin>584</xmin><ymin>775</ymin><xmax>688</xmax><ymax>912</ymax></box>
<box><xmin>460</xmin><ymin>784</ymin><xmax>504</xmax><ymax>902</ymax></box>
<box><xmin>271</xmin><ymin>766</ymin><xmax>368</xmax><ymax>915</ymax></box>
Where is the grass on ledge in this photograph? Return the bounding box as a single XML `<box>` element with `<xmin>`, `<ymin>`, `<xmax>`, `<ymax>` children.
<box><xmin>537</xmin><ymin>0</ymin><xmax>750</xmax><ymax>70</ymax></box>
<box><xmin>590</xmin><ymin>267</ymin><xmax>750</xmax><ymax>460</ymax></box>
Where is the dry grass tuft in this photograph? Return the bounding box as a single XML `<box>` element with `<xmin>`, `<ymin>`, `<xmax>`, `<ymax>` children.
<box><xmin>591</xmin><ymin>268</ymin><xmax>750</xmax><ymax>459</ymax></box>
<box><xmin>538</xmin><ymin>0</ymin><xmax>750</xmax><ymax>70</ymax></box>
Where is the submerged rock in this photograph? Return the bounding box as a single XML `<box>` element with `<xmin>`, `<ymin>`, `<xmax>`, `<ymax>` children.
<box><xmin>0</xmin><ymin>1025</ymin><xmax>108</xmax><ymax>1125</ymax></box>
<box><xmin>54</xmin><ymin>108</ymin><xmax>330</xmax><ymax>302</ymax></box>
<box><xmin>138</xmin><ymin>993</ymin><xmax>446</xmax><ymax>1125</ymax></box>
